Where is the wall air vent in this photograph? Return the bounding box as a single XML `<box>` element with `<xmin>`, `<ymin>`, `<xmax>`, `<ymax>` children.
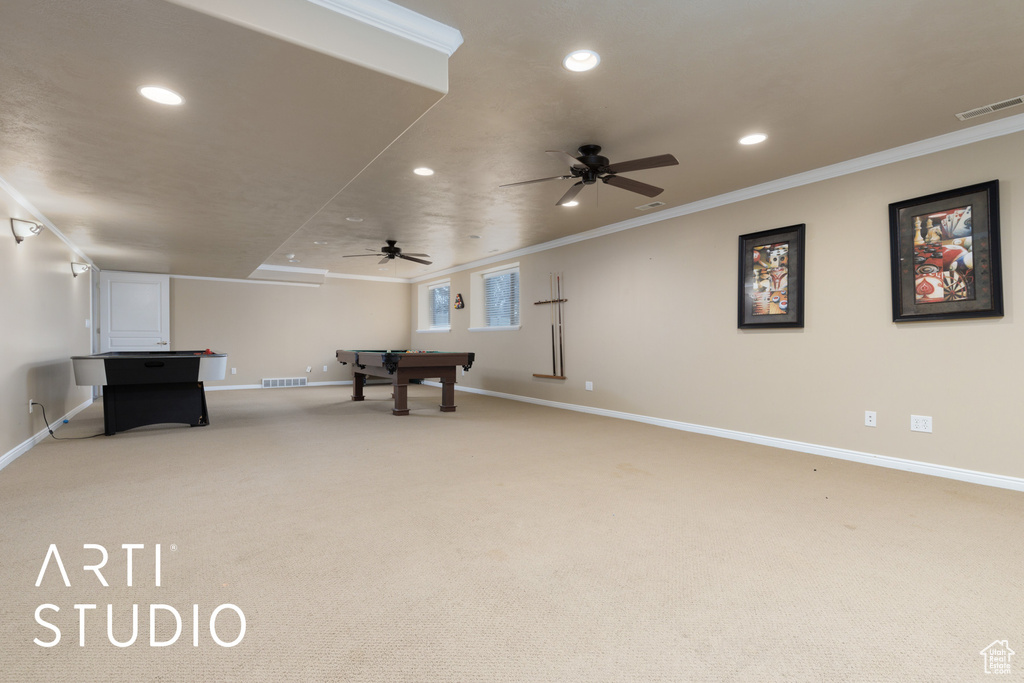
<box><xmin>956</xmin><ymin>95</ymin><xmax>1024</xmax><ymax>121</ymax></box>
<box><xmin>262</xmin><ymin>377</ymin><xmax>308</xmax><ymax>388</ymax></box>
<box><xmin>635</xmin><ymin>201</ymin><xmax>667</xmax><ymax>211</ymax></box>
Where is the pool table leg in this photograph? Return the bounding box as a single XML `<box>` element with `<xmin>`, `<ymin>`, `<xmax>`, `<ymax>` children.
<box><xmin>392</xmin><ymin>382</ymin><xmax>410</xmax><ymax>416</ymax></box>
<box><xmin>351</xmin><ymin>372</ymin><xmax>366</xmax><ymax>401</ymax></box>
<box><xmin>439</xmin><ymin>379</ymin><xmax>457</xmax><ymax>412</ymax></box>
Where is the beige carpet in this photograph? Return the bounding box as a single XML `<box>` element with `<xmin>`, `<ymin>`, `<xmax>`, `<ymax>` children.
<box><xmin>1</xmin><ymin>385</ymin><xmax>1021</xmax><ymax>682</ymax></box>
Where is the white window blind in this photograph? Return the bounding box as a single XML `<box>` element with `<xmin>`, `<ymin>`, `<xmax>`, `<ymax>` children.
<box><xmin>429</xmin><ymin>283</ymin><xmax>450</xmax><ymax>329</ymax></box>
<box><xmin>484</xmin><ymin>268</ymin><xmax>519</xmax><ymax>326</ymax></box>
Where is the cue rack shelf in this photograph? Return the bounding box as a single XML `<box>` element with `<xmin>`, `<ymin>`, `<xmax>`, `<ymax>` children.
<box><xmin>533</xmin><ymin>273</ymin><xmax>567</xmax><ymax>380</ymax></box>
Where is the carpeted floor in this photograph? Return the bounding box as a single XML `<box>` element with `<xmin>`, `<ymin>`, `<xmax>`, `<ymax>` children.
<box><xmin>1</xmin><ymin>385</ymin><xmax>1021</xmax><ymax>681</ymax></box>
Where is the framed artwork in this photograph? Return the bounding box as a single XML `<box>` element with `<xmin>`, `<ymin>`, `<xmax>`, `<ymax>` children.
<box><xmin>888</xmin><ymin>180</ymin><xmax>1002</xmax><ymax>322</ymax></box>
<box><xmin>737</xmin><ymin>224</ymin><xmax>805</xmax><ymax>329</ymax></box>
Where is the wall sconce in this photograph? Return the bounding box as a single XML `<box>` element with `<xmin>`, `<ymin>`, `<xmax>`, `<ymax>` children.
<box><xmin>71</xmin><ymin>263</ymin><xmax>91</xmax><ymax>277</ymax></box>
<box><xmin>11</xmin><ymin>218</ymin><xmax>43</xmax><ymax>244</ymax></box>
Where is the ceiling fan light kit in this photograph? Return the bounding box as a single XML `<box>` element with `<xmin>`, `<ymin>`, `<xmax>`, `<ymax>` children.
<box><xmin>501</xmin><ymin>144</ymin><xmax>679</xmax><ymax>206</ymax></box>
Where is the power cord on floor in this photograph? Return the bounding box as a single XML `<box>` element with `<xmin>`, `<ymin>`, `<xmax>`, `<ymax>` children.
<box><xmin>31</xmin><ymin>402</ymin><xmax>105</xmax><ymax>440</ymax></box>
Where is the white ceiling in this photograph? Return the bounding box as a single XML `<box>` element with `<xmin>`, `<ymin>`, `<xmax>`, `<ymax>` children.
<box><xmin>3</xmin><ymin>0</ymin><xmax>1024</xmax><ymax>282</ymax></box>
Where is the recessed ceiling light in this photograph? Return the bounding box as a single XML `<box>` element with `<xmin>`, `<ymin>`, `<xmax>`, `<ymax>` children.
<box><xmin>314</xmin><ymin>241</ymin><xmax>328</xmax><ymax>245</ymax></box>
<box><xmin>468</xmin><ymin>235</ymin><xmax>480</xmax><ymax>239</ymax></box>
<box><xmin>413</xmin><ymin>167</ymin><xmax>434</xmax><ymax>176</ymax></box>
<box><xmin>562</xmin><ymin>200</ymin><xmax>580</xmax><ymax>207</ymax></box>
<box><xmin>739</xmin><ymin>133</ymin><xmax>767</xmax><ymax>145</ymax></box>
<box><xmin>345</xmin><ymin>217</ymin><xmax>363</xmax><ymax>223</ymax></box>
<box><xmin>287</xmin><ymin>258</ymin><xmax>301</xmax><ymax>263</ymax></box>
<box><xmin>563</xmin><ymin>49</ymin><xmax>600</xmax><ymax>72</ymax></box>
<box><xmin>138</xmin><ymin>85</ymin><xmax>184</xmax><ymax>106</ymax></box>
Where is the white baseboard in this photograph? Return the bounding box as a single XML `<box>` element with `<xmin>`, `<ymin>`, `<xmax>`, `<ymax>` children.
<box><xmin>440</xmin><ymin>383</ymin><xmax>1024</xmax><ymax>493</ymax></box>
<box><xmin>0</xmin><ymin>398</ymin><xmax>94</xmax><ymax>473</ymax></box>
<box><xmin>205</xmin><ymin>380</ymin><xmax>352</xmax><ymax>391</ymax></box>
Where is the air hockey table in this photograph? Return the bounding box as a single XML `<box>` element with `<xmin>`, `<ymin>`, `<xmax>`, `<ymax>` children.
<box><xmin>72</xmin><ymin>350</ymin><xmax>227</xmax><ymax>435</ymax></box>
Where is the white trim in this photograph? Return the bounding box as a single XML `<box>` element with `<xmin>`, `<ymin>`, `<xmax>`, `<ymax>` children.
<box><xmin>0</xmin><ymin>398</ymin><xmax>94</xmax><ymax>473</ymax></box>
<box><xmin>408</xmin><ymin>111</ymin><xmax>1024</xmax><ymax>284</ymax></box>
<box><xmin>416</xmin><ymin>327</ymin><xmax>450</xmax><ymax>333</ymax></box>
<box><xmin>305</xmin><ymin>0</ymin><xmax>463</xmax><ymax>56</ymax></box>
<box><xmin>204</xmin><ymin>381</ymin><xmax>352</xmax><ymax>391</ymax></box>
<box><xmin>468</xmin><ymin>325</ymin><xmax>520</xmax><ymax>332</ymax></box>
<box><xmin>255</xmin><ymin>264</ymin><xmax>329</xmax><ymax>275</ymax></box>
<box><xmin>326</xmin><ymin>272</ymin><xmax>407</xmax><ymax>283</ymax></box>
<box><xmin>437</xmin><ymin>384</ymin><xmax>1024</xmax><ymax>493</ymax></box>
<box><xmin>171</xmin><ymin>274</ymin><xmax>321</xmax><ymax>288</ymax></box>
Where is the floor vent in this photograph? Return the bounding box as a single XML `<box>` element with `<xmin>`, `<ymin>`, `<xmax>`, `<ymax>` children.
<box><xmin>956</xmin><ymin>95</ymin><xmax>1024</xmax><ymax>121</ymax></box>
<box><xmin>262</xmin><ymin>377</ymin><xmax>308</xmax><ymax>388</ymax></box>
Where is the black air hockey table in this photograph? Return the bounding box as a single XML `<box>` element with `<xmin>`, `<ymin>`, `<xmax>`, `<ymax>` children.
<box><xmin>72</xmin><ymin>350</ymin><xmax>227</xmax><ymax>435</ymax></box>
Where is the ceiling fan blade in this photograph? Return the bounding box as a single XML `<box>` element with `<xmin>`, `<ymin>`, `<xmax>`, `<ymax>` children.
<box><xmin>546</xmin><ymin>150</ymin><xmax>587</xmax><ymax>168</ymax></box>
<box><xmin>556</xmin><ymin>181</ymin><xmax>586</xmax><ymax>206</ymax></box>
<box><xmin>402</xmin><ymin>252</ymin><xmax>430</xmax><ymax>257</ymax></box>
<box><xmin>604</xmin><ymin>154</ymin><xmax>679</xmax><ymax>174</ymax></box>
<box><xmin>602</xmin><ymin>174</ymin><xmax>664</xmax><ymax>198</ymax></box>
<box><xmin>500</xmin><ymin>175</ymin><xmax>571</xmax><ymax>188</ymax></box>
<box><xmin>343</xmin><ymin>253</ymin><xmax>383</xmax><ymax>258</ymax></box>
<box><xmin>399</xmin><ymin>254</ymin><xmax>432</xmax><ymax>265</ymax></box>
<box><xmin>379</xmin><ymin>256</ymin><xmax>391</xmax><ymax>265</ymax></box>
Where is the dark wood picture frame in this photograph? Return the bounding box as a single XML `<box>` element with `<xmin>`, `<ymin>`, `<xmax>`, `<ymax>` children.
<box><xmin>737</xmin><ymin>224</ymin><xmax>806</xmax><ymax>329</ymax></box>
<box><xmin>888</xmin><ymin>180</ymin><xmax>1002</xmax><ymax>322</ymax></box>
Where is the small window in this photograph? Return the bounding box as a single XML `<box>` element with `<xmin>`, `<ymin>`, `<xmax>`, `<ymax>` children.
<box><xmin>484</xmin><ymin>268</ymin><xmax>519</xmax><ymax>327</ymax></box>
<box><xmin>429</xmin><ymin>282</ymin><xmax>450</xmax><ymax>329</ymax></box>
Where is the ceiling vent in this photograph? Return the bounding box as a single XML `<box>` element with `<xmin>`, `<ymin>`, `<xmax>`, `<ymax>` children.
<box><xmin>955</xmin><ymin>95</ymin><xmax>1024</xmax><ymax>121</ymax></box>
<box><xmin>635</xmin><ymin>201</ymin><xmax>666</xmax><ymax>211</ymax></box>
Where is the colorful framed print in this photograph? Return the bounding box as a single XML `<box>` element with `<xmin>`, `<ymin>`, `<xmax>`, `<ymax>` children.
<box><xmin>738</xmin><ymin>224</ymin><xmax>805</xmax><ymax>329</ymax></box>
<box><xmin>888</xmin><ymin>180</ymin><xmax>1002</xmax><ymax>322</ymax></box>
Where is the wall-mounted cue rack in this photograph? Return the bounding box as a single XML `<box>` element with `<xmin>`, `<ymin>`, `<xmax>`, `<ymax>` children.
<box><xmin>533</xmin><ymin>273</ymin><xmax>567</xmax><ymax>380</ymax></box>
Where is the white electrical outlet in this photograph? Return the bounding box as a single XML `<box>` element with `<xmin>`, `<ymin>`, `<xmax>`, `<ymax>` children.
<box><xmin>231</xmin><ymin>368</ymin><xmax>237</xmax><ymax>375</ymax></box>
<box><xmin>864</xmin><ymin>411</ymin><xmax>876</xmax><ymax>427</ymax></box>
<box><xmin>585</xmin><ymin>381</ymin><xmax>593</xmax><ymax>391</ymax></box>
<box><xmin>28</xmin><ymin>399</ymin><xmax>34</xmax><ymax>414</ymax></box>
<box><xmin>323</xmin><ymin>365</ymin><xmax>328</xmax><ymax>372</ymax></box>
<box><xmin>306</xmin><ymin>366</ymin><xmax>312</xmax><ymax>373</ymax></box>
<box><xmin>910</xmin><ymin>415</ymin><xmax>932</xmax><ymax>433</ymax></box>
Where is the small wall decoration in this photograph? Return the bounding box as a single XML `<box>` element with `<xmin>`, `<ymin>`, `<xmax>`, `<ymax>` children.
<box><xmin>888</xmin><ymin>180</ymin><xmax>1002</xmax><ymax>322</ymax></box>
<box><xmin>454</xmin><ymin>293</ymin><xmax>465</xmax><ymax>309</ymax></box>
<box><xmin>738</xmin><ymin>224</ymin><xmax>805</xmax><ymax>329</ymax></box>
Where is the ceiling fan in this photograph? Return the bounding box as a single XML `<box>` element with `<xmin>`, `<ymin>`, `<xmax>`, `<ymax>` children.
<box><xmin>342</xmin><ymin>239</ymin><xmax>432</xmax><ymax>265</ymax></box>
<box><xmin>500</xmin><ymin>144</ymin><xmax>679</xmax><ymax>206</ymax></box>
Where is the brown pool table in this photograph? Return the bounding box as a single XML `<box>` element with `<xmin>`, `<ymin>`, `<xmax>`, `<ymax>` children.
<box><xmin>336</xmin><ymin>350</ymin><xmax>475</xmax><ymax>415</ymax></box>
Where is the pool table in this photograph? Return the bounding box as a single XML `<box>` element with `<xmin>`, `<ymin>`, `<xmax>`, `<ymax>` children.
<box><xmin>72</xmin><ymin>350</ymin><xmax>227</xmax><ymax>435</ymax></box>
<box><xmin>336</xmin><ymin>350</ymin><xmax>475</xmax><ymax>415</ymax></box>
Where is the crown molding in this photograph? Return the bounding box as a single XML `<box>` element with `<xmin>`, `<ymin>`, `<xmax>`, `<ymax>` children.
<box><xmin>408</xmin><ymin>112</ymin><xmax>1024</xmax><ymax>283</ymax></box>
<box><xmin>0</xmin><ymin>173</ymin><xmax>96</xmax><ymax>268</ymax></box>
<box><xmin>305</xmin><ymin>0</ymin><xmax>463</xmax><ymax>56</ymax></box>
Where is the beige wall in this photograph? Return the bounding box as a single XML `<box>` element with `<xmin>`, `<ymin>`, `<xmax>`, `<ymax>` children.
<box><xmin>0</xmin><ymin>207</ymin><xmax>93</xmax><ymax>457</ymax></box>
<box><xmin>414</xmin><ymin>131</ymin><xmax>1024</xmax><ymax>480</ymax></box>
<box><xmin>171</xmin><ymin>276</ymin><xmax>411</xmax><ymax>387</ymax></box>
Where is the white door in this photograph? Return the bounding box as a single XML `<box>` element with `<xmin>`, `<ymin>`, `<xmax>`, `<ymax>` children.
<box><xmin>99</xmin><ymin>271</ymin><xmax>170</xmax><ymax>352</ymax></box>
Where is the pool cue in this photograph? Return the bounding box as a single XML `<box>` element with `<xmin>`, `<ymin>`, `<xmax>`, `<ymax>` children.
<box><xmin>557</xmin><ymin>274</ymin><xmax>564</xmax><ymax>376</ymax></box>
<box><xmin>549</xmin><ymin>273</ymin><xmax>557</xmax><ymax>376</ymax></box>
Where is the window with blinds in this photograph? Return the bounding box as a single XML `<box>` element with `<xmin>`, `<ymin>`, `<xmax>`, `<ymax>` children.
<box><xmin>484</xmin><ymin>268</ymin><xmax>519</xmax><ymax>327</ymax></box>
<box><xmin>429</xmin><ymin>283</ymin><xmax>450</xmax><ymax>329</ymax></box>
